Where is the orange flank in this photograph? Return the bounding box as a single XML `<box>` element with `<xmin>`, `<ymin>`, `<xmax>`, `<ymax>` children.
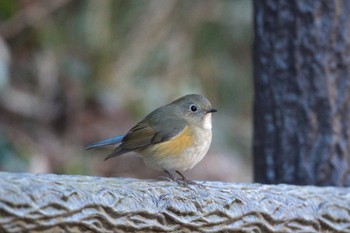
<box><xmin>148</xmin><ymin>126</ymin><xmax>193</xmax><ymax>158</ymax></box>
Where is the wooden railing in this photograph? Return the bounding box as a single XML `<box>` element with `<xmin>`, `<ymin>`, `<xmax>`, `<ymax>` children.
<box><xmin>0</xmin><ymin>172</ymin><xmax>349</xmax><ymax>232</ymax></box>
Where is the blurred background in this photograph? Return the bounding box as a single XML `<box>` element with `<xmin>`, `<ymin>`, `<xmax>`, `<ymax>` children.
<box><xmin>0</xmin><ymin>0</ymin><xmax>252</xmax><ymax>182</ymax></box>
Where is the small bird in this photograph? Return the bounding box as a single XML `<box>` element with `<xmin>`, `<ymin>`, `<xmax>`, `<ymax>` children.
<box><xmin>85</xmin><ymin>94</ymin><xmax>217</xmax><ymax>186</ymax></box>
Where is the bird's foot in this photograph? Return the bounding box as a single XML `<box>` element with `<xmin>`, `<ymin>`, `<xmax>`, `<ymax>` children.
<box><xmin>157</xmin><ymin>175</ymin><xmax>174</xmax><ymax>182</ymax></box>
<box><xmin>161</xmin><ymin>170</ymin><xmax>206</xmax><ymax>189</ymax></box>
<box><xmin>175</xmin><ymin>171</ymin><xmax>206</xmax><ymax>189</ymax></box>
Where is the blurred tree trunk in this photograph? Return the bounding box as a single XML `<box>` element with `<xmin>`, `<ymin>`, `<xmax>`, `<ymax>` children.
<box><xmin>253</xmin><ymin>0</ymin><xmax>350</xmax><ymax>186</ymax></box>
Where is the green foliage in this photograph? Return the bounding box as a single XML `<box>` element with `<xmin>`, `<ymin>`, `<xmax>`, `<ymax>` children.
<box><xmin>0</xmin><ymin>0</ymin><xmax>18</xmax><ymax>20</ymax></box>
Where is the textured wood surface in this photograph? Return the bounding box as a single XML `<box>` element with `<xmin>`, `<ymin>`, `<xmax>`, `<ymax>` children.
<box><xmin>0</xmin><ymin>172</ymin><xmax>349</xmax><ymax>232</ymax></box>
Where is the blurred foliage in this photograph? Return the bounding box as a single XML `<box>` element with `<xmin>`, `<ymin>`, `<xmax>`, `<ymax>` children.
<box><xmin>0</xmin><ymin>0</ymin><xmax>252</xmax><ymax>182</ymax></box>
<box><xmin>0</xmin><ymin>1</ymin><xmax>18</xmax><ymax>20</ymax></box>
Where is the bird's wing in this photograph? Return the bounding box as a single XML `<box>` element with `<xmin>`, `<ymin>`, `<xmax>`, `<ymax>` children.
<box><xmin>104</xmin><ymin>116</ymin><xmax>187</xmax><ymax>160</ymax></box>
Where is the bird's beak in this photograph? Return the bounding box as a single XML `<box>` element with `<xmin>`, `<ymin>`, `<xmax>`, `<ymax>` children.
<box><xmin>206</xmin><ymin>108</ymin><xmax>217</xmax><ymax>113</ymax></box>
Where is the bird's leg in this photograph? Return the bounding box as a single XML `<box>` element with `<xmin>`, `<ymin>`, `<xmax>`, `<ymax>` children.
<box><xmin>175</xmin><ymin>171</ymin><xmax>196</xmax><ymax>184</ymax></box>
<box><xmin>157</xmin><ymin>170</ymin><xmax>176</xmax><ymax>181</ymax></box>
<box><xmin>159</xmin><ymin>170</ymin><xmax>196</xmax><ymax>189</ymax></box>
<box><xmin>164</xmin><ymin>170</ymin><xmax>176</xmax><ymax>180</ymax></box>
<box><xmin>159</xmin><ymin>170</ymin><xmax>205</xmax><ymax>189</ymax></box>
<box><xmin>176</xmin><ymin>171</ymin><xmax>205</xmax><ymax>188</ymax></box>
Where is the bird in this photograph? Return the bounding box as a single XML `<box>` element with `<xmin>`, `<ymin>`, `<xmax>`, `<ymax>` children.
<box><xmin>85</xmin><ymin>94</ymin><xmax>217</xmax><ymax>186</ymax></box>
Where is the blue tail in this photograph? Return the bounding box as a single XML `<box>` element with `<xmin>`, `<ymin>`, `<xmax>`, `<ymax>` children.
<box><xmin>85</xmin><ymin>135</ymin><xmax>124</xmax><ymax>150</ymax></box>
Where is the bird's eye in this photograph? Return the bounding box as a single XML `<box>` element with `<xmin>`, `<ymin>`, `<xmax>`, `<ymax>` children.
<box><xmin>190</xmin><ymin>104</ymin><xmax>198</xmax><ymax>112</ymax></box>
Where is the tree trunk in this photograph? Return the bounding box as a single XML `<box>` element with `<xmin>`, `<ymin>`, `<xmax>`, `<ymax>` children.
<box><xmin>253</xmin><ymin>0</ymin><xmax>350</xmax><ymax>185</ymax></box>
<box><xmin>0</xmin><ymin>172</ymin><xmax>349</xmax><ymax>233</ymax></box>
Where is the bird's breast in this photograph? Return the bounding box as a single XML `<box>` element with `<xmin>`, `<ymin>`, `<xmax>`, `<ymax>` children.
<box><xmin>141</xmin><ymin>125</ymin><xmax>212</xmax><ymax>171</ymax></box>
